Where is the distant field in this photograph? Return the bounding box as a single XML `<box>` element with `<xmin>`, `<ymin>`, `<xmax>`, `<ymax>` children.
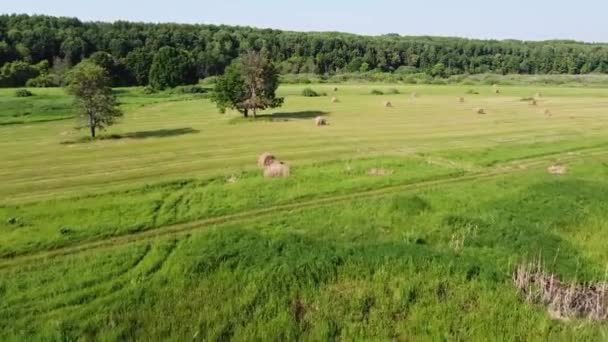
<box><xmin>1</xmin><ymin>84</ymin><xmax>608</xmax><ymax>340</ymax></box>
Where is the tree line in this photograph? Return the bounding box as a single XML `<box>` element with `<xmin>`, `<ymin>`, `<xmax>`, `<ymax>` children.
<box><xmin>2</xmin><ymin>14</ymin><xmax>608</xmax><ymax>88</ymax></box>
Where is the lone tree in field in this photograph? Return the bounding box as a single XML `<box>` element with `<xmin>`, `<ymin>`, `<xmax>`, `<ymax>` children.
<box><xmin>212</xmin><ymin>51</ymin><xmax>283</xmax><ymax>118</ymax></box>
<box><xmin>66</xmin><ymin>61</ymin><xmax>122</xmax><ymax>138</ymax></box>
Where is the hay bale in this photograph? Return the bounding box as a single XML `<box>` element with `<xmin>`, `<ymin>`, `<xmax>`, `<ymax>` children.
<box><xmin>547</xmin><ymin>165</ymin><xmax>567</xmax><ymax>175</ymax></box>
<box><xmin>459</xmin><ymin>97</ymin><xmax>465</xmax><ymax>103</ymax></box>
<box><xmin>476</xmin><ymin>107</ymin><xmax>486</xmax><ymax>115</ymax></box>
<box><xmin>331</xmin><ymin>96</ymin><xmax>339</xmax><ymax>103</ymax></box>
<box><xmin>257</xmin><ymin>152</ymin><xmax>276</xmax><ymax>168</ymax></box>
<box><xmin>264</xmin><ymin>161</ymin><xmax>290</xmax><ymax>178</ymax></box>
<box><xmin>314</xmin><ymin>116</ymin><xmax>327</xmax><ymax>126</ymax></box>
<box><xmin>384</xmin><ymin>101</ymin><xmax>393</xmax><ymax>108</ymax></box>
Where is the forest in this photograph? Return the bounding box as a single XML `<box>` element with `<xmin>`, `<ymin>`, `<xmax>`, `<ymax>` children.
<box><xmin>2</xmin><ymin>14</ymin><xmax>608</xmax><ymax>88</ymax></box>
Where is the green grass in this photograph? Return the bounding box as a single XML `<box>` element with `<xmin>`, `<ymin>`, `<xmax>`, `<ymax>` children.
<box><xmin>1</xmin><ymin>83</ymin><xmax>608</xmax><ymax>339</ymax></box>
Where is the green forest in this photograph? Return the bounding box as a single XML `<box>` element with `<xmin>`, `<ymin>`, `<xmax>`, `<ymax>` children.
<box><xmin>2</xmin><ymin>14</ymin><xmax>608</xmax><ymax>88</ymax></box>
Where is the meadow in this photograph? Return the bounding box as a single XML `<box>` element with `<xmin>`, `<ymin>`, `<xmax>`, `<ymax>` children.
<box><xmin>1</xmin><ymin>83</ymin><xmax>608</xmax><ymax>340</ymax></box>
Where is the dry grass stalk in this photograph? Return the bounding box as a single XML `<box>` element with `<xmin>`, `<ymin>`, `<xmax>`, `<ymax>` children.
<box><xmin>513</xmin><ymin>262</ymin><xmax>608</xmax><ymax>321</ymax></box>
<box><xmin>547</xmin><ymin>165</ymin><xmax>567</xmax><ymax>175</ymax></box>
<box><xmin>367</xmin><ymin>168</ymin><xmax>393</xmax><ymax>177</ymax></box>
<box><xmin>257</xmin><ymin>153</ymin><xmax>276</xmax><ymax>168</ymax></box>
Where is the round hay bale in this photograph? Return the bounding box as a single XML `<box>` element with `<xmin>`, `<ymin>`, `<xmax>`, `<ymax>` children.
<box><xmin>264</xmin><ymin>161</ymin><xmax>290</xmax><ymax>178</ymax></box>
<box><xmin>547</xmin><ymin>165</ymin><xmax>567</xmax><ymax>175</ymax></box>
<box><xmin>384</xmin><ymin>101</ymin><xmax>393</xmax><ymax>108</ymax></box>
<box><xmin>314</xmin><ymin>116</ymin><xmax>327</xmax><ymax>126</ymax></box>
<box><xmin>331</xmin><ymin>96</ymin><xmax>339</xmax><ymax>103</ymax></box>
<box><xmin>476</xmin><ymin>107</ymin><xmax>486</xmax><ymax>115</ymax></box>
<box><xmin>459</xmin><ymin>97</ymin><xmax>465</xmax><ymax>103</ymax></box>
<box><xmin>257</xmin><ymin>152</ymin><xmax>276</xmax><ymax>168</ymax></box>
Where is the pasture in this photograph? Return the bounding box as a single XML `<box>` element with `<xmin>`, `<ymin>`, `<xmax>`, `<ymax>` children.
<box><xmin>1</xmin><ymin>84</ymin><xmax>608</xmax><ymax>340</ymax></box>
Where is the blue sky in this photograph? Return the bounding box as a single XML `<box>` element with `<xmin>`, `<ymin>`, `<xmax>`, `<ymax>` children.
<box><xmin>3</xmin><ymin>0</ymin><xmax>607</xmax><ymax>42</ymax></box>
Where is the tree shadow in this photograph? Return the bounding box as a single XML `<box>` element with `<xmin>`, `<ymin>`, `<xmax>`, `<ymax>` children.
<box><xmin>109</xmin><ymin>128</ymin><xmax>200</xmax><ymax>139</ymax></box>
<box><xmin>61</xmin><ymin>128</ymin><xmax>199</xmax><ymax>144</ymax></box>
<box><xmin>257</xmin><ymin>111</ymin><xmax>329</xmax><ymax>120</ymax></box>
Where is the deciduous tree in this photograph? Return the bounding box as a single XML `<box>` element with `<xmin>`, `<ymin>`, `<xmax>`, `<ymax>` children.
<box><xmin>66</xmin><ymin>61</ymin><xmax>122</xmax><ymax>138</ymax></box>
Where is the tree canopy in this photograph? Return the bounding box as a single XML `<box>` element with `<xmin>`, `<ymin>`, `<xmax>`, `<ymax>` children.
<box><xmin>212</xmin><ymin>51</ymin><xmax>283</xmax><ymax>117</ymax></box>
<box><xmin>2</xmin><ymin>14</ymin><xmax>608</xmax><ymax>88</ymax></box>
<box><xmin>66</xmin><ymin>60</ymin><xmax>122</xmax><ymax>138</ymax></box>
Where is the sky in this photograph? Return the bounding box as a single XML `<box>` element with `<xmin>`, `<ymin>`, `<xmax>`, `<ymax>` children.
<box><xmin>3</xmin><ymin>0</ymin><xmax>607</xmax><ymax>42</ymax></box>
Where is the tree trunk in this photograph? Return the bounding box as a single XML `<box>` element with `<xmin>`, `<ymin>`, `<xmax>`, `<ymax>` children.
<box><xmin>252</xmin><ymin>107</ymin><xmax>257</xmax><ymax>118</ymax></box>
<box><xmin>243</xmin><ymin>109</ymin><xmax>248</xmax><ymax>118</ymax></box>
<box><xmin>89</xmin><ymin>115</ymin><xmax>96</xmax><ymax>138</ymax></box>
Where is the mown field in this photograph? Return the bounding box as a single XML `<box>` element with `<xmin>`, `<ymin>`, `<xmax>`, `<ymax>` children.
<box><xmin>1</xmin><ymin>84</ymin><xmax>608</xmax><ymax>340</ymax></box>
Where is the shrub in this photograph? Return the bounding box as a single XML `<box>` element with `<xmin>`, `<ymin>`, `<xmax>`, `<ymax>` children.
<box><xmin>387</xmin><ymin>88</ymin><xmax>400</xmax><ymax>94</ymax></box>
<box><xmin>14</xmin><ymin>89</ymin><xmax>33</xmax><ymax>97</ymax></box>
<box><xmin>466</xmin><ymin>89</ymin><xmax>479</xmax><ymax>95</ymax></box>
<box><xmin>370</xmin><ymin>89</ymin><xmax>384</xmax><ymax>95</ymax></box>
<box><xmin>174</xmin><ymin>85</ymin><xmax>208</xmax><ymax>94</ymax></box>
<box><xmin>26</xmin><ymin>74</ymin><xmax>56</xmax><ymax>87</ymax></box>
<box><xmin>301</xmin><ymin>88</ymin><xmax>321</xmax><ymax>97</ymax></box>
<box><xmin>142</xmin><ymin>86</ymin><xmax>157</xmax><ymax>95</ymax></box>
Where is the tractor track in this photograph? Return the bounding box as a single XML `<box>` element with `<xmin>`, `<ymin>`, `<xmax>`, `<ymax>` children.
<box><xmin>0</xmin><ymin>148</ymin><xmax>606</xmax><ymax>270</ymax></box>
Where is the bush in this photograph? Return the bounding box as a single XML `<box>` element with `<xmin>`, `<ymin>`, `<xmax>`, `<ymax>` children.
<box><xmin>370</xmin><ymin>89</ymin><xmax>384</xmax><ymax>95</ymax></box>
<box><xmin>14</xmin><ymin>89</ymin><xmax>33</xmax><ymax>97</ymax></box>
<box><xmin>26</xmin><ymin>74</ymin><xmax>56</xmax><ymax>87</ymax></box>
<box><xmin>387</xmin><ymin>88</ymin><xmax>400</xmax><ymax>94</ymax></box>
<box><xmin>301</xmin><ymin>88</ymin><xmax>321</xmax><ymax>97</ymax></box>
<box><xmin>142</xmin><ymin>86</ymin><xmax>157</xmax><ymax>95</ymax></box>
<box><xmin>466</xmin><ymin>89</ymin><xmax>479</xmax><ymax>95</ymax></box>
<box><xmin>174</xmin><ymin>85</ymin><xmax>208</xmax><ymax>94</ymax></box>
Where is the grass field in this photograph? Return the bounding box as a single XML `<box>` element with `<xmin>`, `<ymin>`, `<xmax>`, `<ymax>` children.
<box><xmin>1</xmin><ymin>84</ymin><xmax>608</xmax><ymax>340</ymax></box>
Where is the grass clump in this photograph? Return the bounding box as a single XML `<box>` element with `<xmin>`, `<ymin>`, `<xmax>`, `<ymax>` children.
<box><xmin>370</xmin><ymin>89</ymin><xmax>384</xmax><ymax>95</ymax></box>
<box><xmin>301</xmin><ymin>88</ymin><xmax>326</xmax><ymax>97</ymax></box>
<box><xmin>14</xmin><ymin>89</ymin><xmax>33</xmax><ymax>97</ymax></box>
